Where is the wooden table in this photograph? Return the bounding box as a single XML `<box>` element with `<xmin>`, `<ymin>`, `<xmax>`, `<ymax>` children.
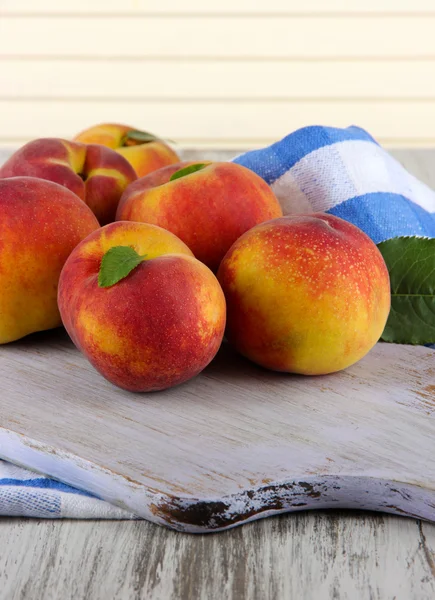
<box><xmin>0</xmin><ymin>148</ymin><xmax>435</xmax><ymax>600</ymax></box>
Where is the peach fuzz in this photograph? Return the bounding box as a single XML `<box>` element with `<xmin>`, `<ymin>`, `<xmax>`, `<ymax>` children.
<box><xmin>0</xmin><ymin>138</ymin><xmax>137</xmax><ymax>225</ymax></box>
<box><xmin>58</xmin><ymin>221</ymin><xmax>226</xmax><ymax>392</ymax></box>
<box><xmin>74</xmin><ymin>123</ymin><xmax>180</xmax><ymax>178</ymax></box>
<box><xmin>116</xmin><ymin>161</ymin><xmax>283</xmax><ymax>271</ymax></box>
<box><xmin>217</xmin><ymin>214</ymin><xmax>391</xmax><ymax>375</ymax></box>
<box><xmin>0</xmin><ymin>177</ymin><xmax>100</xmax><ymax>344</ymax></box>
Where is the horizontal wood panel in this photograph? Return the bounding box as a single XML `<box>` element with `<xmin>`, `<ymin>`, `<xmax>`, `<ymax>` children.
<box><xmin>1</xmin><ymin>0</ymin><xmax>433</xmax><ymax>15</ymax></box>
<box><xmin>0</xmin><ymin>100</ymin><xmax>434</xmax><ymax>145</ymax></box>
<box><xmin>3</xmin><ymin>140</ymin><xmax>435</xmax><ymax>151</ymax></box>
<box><xmin>2</xmin><ymin>17</ymin><xmax>435</xmax><ymax>59</ymax></box>
<box><xmin>4</xmin><ymin>60</ymin><xmax>435</xmax><ymax>99</ymax></box>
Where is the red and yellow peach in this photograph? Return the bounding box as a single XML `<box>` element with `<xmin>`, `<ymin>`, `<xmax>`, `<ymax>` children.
<box><xmin>0</xmin><ymin>138</ymin><xmax>137</xmax><ymax>225</ymax></box>
<box><xmin>58</xmin><ymin>221</ymin><xmax>226</xmax><ymax>392</ymax></box>
<box><xmin>217</xmin><ymin>213</ymin><xmax>391</xmax><ymax>375</ymax></box>
<box><xmin>116</xmin><ymin>161</ymin><xmax>283</xmax><ymax>271</ymax></box>
<box><xmin>0</xmin><ymin>177</ymin><xmax>100</xmax><ymax>344</ymax></box>
<box><xmin>74</xmin><ymin>123</ymin><xmax>180</xmax><ymax>178</ymax></box>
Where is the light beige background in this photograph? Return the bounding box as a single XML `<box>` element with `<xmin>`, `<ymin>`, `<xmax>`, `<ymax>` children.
<box><xmin>1</xmin><ymin>0</ymin><xmax>434</xmax><ymax>150</ymax></box>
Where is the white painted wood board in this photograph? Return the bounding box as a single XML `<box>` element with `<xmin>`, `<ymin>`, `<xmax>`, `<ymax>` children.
<box><xmin>5</xmin><ymin>60</ymin><xmax>435</xmax><ymax>101</ymax></box>
<box><xmin>1</xmin><ymin>100</ymin><xmax>435</xmax><ymax>148</ymax></box>
<box><xmin>2</xmin><ymin>0</ymin><xmax>434</xmax><ymax>15</ymax></box>
<box><xmin>2</xmin><ymin>17</ymin><xmax>434</xmax><ymax>59</ymax></box>
<box><xmin>0</xmin><ymin>330</ymin><xmax>433</xmax><ymax>533</ymax></box>
<box><xmin>2</xmin><ymin>6</ymin><xmax>435</xmax><ymax>149</ymax></box>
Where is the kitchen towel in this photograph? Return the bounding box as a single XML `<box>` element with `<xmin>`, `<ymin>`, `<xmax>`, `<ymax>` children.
<box><xmin>0</xmin><ymin>460</ymin><xmax>136</xmax><ymax>518</ymax></box>
<box><xmin>233</xmin><ymin>125</ymin><xmax>435</xmax><ymax>242</ymax></box>
<box><xmin>1</xmin><ymin>124</ymin><xmax>434</xmax><ymax>519</ymax></box>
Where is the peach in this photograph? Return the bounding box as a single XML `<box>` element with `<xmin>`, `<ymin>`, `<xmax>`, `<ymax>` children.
<box><xmin>0</xmin><ymin>177</ymin><xmax>100</xmax><ymax>344</ymax></box>
<box><xmin>217</xmin><ymin>214</ymin><xmax>391</xmax><ymax>375</ymax></box>
<box><xmin>58</xmin><ymin>221</ymin><xmax>226</xmax><ymax>392</ymax></box>
<box><xmin>116</xmin><ymin>161</ymin><xmax>283</xmax><ymax>271</ymax></box>
<box><xmin>74</xmin><ymin>123</ymin><xmax>180</xmax><ymax>178</ymax></box>
<box><xmin>0</xmin><ymin>138</ymin><xmax>137</xmax><ymax>225</ymax></box>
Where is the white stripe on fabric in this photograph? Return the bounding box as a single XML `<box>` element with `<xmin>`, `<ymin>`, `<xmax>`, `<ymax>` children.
<box><xmin>60</xmin><ymin>493</ymin><xmax>136</xmax><ymax>519</ymax></box>
<box><xmin>272</xmin><ymin>140</ymin><xmax>435</xmax><ymax>215</ymax></box>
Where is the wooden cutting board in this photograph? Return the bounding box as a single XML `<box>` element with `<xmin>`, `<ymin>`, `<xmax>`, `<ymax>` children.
<box><xmin>0</xmin><ymin>329</ymin><xmax>433</xmax><ymax>533</ymax></box>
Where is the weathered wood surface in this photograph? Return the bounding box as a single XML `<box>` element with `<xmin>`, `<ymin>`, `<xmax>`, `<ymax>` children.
<box><xmin>0</xmin><ymin>330</ymin><xmax>433</xmax><ymax>532</ymax></box>
<box><xmin>1</xmin><ymin>513</ymin><xmax>435</xmax><ymax>600</ymax></box>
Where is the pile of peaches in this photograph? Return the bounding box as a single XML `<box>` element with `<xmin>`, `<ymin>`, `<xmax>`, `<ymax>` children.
<box><xmin>0</xmin><ymin>124</ymin><xmax>391</xmax><ymax>392</ymax></box>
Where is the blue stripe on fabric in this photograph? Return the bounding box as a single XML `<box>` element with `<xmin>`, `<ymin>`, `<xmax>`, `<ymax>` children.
<box><xmin>21</xmin><ymin>491</ymin><xmax>60</xmax><ymax>514</ymax></box>
<box><xmin>233</xmin><ymin>125</ymin><xmax>378</xmax><ymax>184</ymax></box>
<box><xmin>327</xmin><ymin>192</ymin><xmax>435</xmax><ymax>244</ymax></box>
<box><xmin>0</xmin><ymin>478</ymin><xmax>98</xmax><ymax>498</ymax></box>
<box><xmin>0</xmin><ymin>489</ymin><xmax>61</xmax><ymax>516</ymax></box>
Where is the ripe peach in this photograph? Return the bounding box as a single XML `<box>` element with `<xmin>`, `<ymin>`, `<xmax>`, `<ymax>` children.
<box><xmin>0</xmin><ymin>138</ymin><xmax>137</xmax><ymax>225</ymax></box>
<box><xmin>116</xmin><ymin>161</ymin><xmax>283</xmax><ymax>271</ymax></box>
<box><xmin>58</xmin><ymin>221</ymin><xmax>226</xmax><ymax>392</ymax></box>
<box><xmin>217</xmin><ymin>214</ymin><xmax>391</xmax><ymax>375</ymax></box>
<box><xmin>74</xmin><ymin>123</ymin><xmax>180</xmax><ymax>178</ymax></box>
<box><xmin>0</xmin><ymin>177</ymin><xmax>100</xmax><ymax>344</ymax></box>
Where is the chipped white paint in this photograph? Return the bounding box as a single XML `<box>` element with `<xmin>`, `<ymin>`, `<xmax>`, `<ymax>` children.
<box><xmin>0</xmin><ymin>330</ymin><xmax>433</xmax><ymax>532</ymax></box>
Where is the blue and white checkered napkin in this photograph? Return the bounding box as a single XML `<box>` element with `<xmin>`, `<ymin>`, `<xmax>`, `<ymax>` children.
<box><xmin>233</xmin><ymin>125</ymin><xmax>435</xmax><ymax>242</ymax></box>
<box><xmin>1</xmin><ymin>124</ymin><xmax>435</xmax><ymax>519</ymax></box>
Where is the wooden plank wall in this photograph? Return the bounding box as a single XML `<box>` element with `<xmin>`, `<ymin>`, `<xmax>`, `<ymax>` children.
<box><xmin>0</xmin><ymin>0</ymin><xmax>434</xmax><ymax>150</ymax></box>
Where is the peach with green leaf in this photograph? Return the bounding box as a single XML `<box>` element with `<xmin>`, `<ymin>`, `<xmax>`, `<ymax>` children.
<box><xmin>74</xmin><ymin>123</ymin><xmax>180</xmax><ymax>178</ymax></box>
<box><xmin>0</xmin><ymin>138</ymin><xmax>137</xmax><ymax>225</ymax></box>
<box><xmin>116</xmin><ymin>161</ymin><xmax>283</xmax><ymax>271</ymax></box>
<box><xmin>58</xmin><ymin>221</ymin><xmax>226</xmax><ymax>392</ymax></box>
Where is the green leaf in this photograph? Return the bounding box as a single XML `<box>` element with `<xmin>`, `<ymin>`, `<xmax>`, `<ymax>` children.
<box><xmin>169</xmin><ymin>163</ymin><xmax>208</xmax><ymax>182</ymax></box>
<box><xmin>123</xmin><ymin>130</ymin><xmax>175</xmax><ymax>147</ymax></box>
<box><xmin>123</xmin><ymin>130</ymin><xmax>160</xmax><ymax>145</ymax></box>
<box><xmin>98</xmin><ymin>246</ymin><xmax>146</xmax><ymax>288</ymax></box>
<box><xmin>377</xmin><ymin>236</ymin><xmax>435</xmax><ymax>344</ymax></box>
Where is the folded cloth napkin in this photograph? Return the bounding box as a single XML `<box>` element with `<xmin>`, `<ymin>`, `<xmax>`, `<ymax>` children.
<box><xmin>1</xmin><ymin>124</ymin><xmax>435</xmax><ymax>519</ymax></box>
<box><xmin>0</xmin><ymin>460</ymin><xmax>136</xmax><ymax>518</ymax></box>
<box><xmin>233</xmin><ymin>125</ymin><xmax>435</xmax><ymax>242</ymax></box>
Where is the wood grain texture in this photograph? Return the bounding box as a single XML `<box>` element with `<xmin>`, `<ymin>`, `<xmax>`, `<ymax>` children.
<box><xmin>0</xmin><ymin>330</ymin><xmax>433</xmax><ymax>532</ymax></box>
<box><xmin>0</xmin><ymin>514</ymin><xmax>435</xmax><ymax>599</ymax></box>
